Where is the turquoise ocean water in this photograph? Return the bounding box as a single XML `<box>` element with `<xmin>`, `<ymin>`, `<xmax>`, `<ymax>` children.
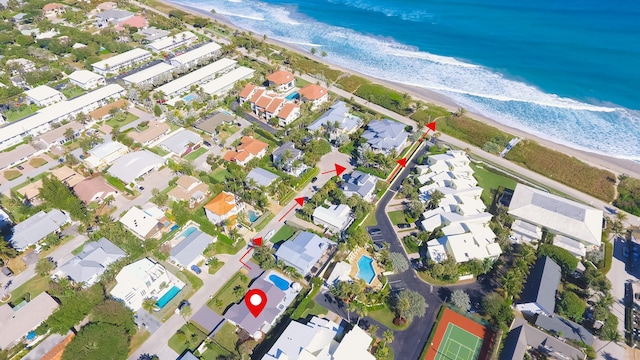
<box><xmin>172</xmin><ymin>0</ymin><xmax>640</xmax><ymax>159</ymax></box>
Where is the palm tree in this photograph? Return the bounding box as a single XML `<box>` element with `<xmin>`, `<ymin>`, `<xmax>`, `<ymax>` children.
<box><xmin>515</xmin><ymin>244</ymin><xmax>536</xmax><ymax>267</ymax></box>
<box><xmin>142</xmin><ymin>298</ymin><xmax>157</xmax><ymax>313</ymax></box>
<box><xmin>382</xmin><ymin>330</ymin><xmax>394</xmax><ymax>345</ymax></box>
<box><xmin>346</xmin><ymin>302</ymin><xmax>356</xmax><ymax>323</ymax></box>
<box><xmin>310</xmin><ymin>47</ymin><xmax>317</xmax><ymax>56</ymax></box>
<box><xmin>0</xmin><ymin>239</ymin><xmax>17</xmax><ymax>263</ymax></box>
<box><xmin>356</xmin><ymin>307</ymin><xmax>368</xmax><ymax>326</ymax></box>
<box><xmin>427</xmin><ymin>190</ymin><xmax>445</xmax><ymax>209</ymax></box>
<box><xmin>179</xmin><ymin>304</ymin><xmax>192</xmax><ymax>324</ymax></box>
<box><xmin>367</xmin><ymin>324</ymin><xmax>379</xmax><ymax>338</ymax></box>
<box><xmin>499</xmin><ymin>270</ymin><xmax>523</xmax><ymax>300</ymax></box>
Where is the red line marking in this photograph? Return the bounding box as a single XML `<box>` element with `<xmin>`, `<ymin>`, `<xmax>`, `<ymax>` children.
<box><xmin>278</xmin><ymin>204</ymin><xmax>297</xmax><ymax>222</ymax></box>
<box><xmin>239</xmin><ymin>247</ymin><xmax>253</xmax><ymax>270</ymax></box>
<box><xmin>321</xmin><ymin>170</ymin><xmax>335</xmax><ymax>174</ymax></box>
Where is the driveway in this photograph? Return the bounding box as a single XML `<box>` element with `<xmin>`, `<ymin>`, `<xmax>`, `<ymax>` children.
<box><xmin>0</xmin><ymin>156</ymin><xmax>61</xmax><ymax>195</ymax></box>
<box><xmin>113</xmin><ymin>167</ymin><xmax>173</xmax><ymax>218</ymax></box>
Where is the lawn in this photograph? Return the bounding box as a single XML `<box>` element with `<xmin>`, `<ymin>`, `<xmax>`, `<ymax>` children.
<box><xmin>128</xmin><ymin>330</ymin><xmax>150</xmax><ymax>356</ymax></box>
<box><xmin>4</xmin><ymin>169</ymin><xmax>22</xmax><ymax>181</ymax></box>
<box><xmin>207</xmin><ymin>260</ymin><xmax>224</xmax><ymax>275</ymax></box>
<box><xmin>362</xmin><ymin>208</ymin><xmax>378</xmax><ymax>227</ymax></box>
<box><xmin>105</xmin><ymin>112</ymin><xmax>139</xmax><ymax>128</ymax></box>
<box><xmin>270</xmin><ymin>224</ymin><xmax>297</xmax><ymax>244</ymax></box>
<box><xmin>183</xmin><ymin>147</ymin><xmax>208</xmax><ymax>161</ymax></box>
<box><xmin>148</xmin><ymin>146</ymin><xmax>169</xmax><ymax>157</ymax></box>
<box><xmin>181</xmin><ymin>269</ymin><xmax>204</xmax><ymax>291</ymax></box>
<box><xmin>402</xmin><ymin>235</ymin><xmax>420</xmax><ymax>253</ymax></box>
<box><xmin>253</xmin><ymin>211</ymin><xmax>275</xmax><ymax>232</ymax></box>
<box><xmin>200</xmin><ymin>322</ymin><xmax>240</xmax><ymax>360</ymax></box>
<box><xmin>207</xmin><ymin>271</ymin><xmax>251</xmax><ymax>314</ymax></box>
<box><xmin>368</xmin><ymin>307</ymin><xmax>408</xmax><ymax>330</ymax></box>
<box><xmin>387</xmin><ymin>210</ymin><xmax>406</xmax><ymax>225</ymax></box>
<box><xmin>213</xmin><ymin>239</ymin><xmax>245</xmax><ymax>255</ymax></box>
<box><xmin>469</xmin><ymin>163</ymin><xmax>517</xmax><ymax>206</ymax></box>
<box><xmin>29</xmin><ymin>157</ymin><xmax>47</xmax><ymax>168</ymax></box>
<box><xmin>10</xmin><ymin>275</ymin><xmax>51</xmax><ymax>304</ymax></box>
<box><xmin>62</xmin><ymin>86</ymin><xmax>86</xmax><ymax>99</ymax></box>
<box><xmin>211</xmin><ymin>167</ymin><xmax>231</xmax><ymax>183</ymax></box>
<box><xmin>217</xmin><ymin>124</ymin><xmax>240</xmax><ymax>142</ymax></box>
<box><xmin>297</xmin><ymin>300</ymin><xmax>328</xmax><ymax>320</ymax></box>
<box><xmin>168</xmin><ymin>323</ymin><xmax>207</xmax><ymax>355</ymax></box>
<box><xmin>5</xmin><ymin>104</ymin><xmax>37</xmax><ymax>122</ymax></box>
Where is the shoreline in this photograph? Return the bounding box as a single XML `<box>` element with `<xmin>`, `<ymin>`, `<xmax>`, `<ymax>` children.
<box><xmin>156</xmin><ymin>0</ymin><xmax>640</xmax><ymax>179</ymax></box>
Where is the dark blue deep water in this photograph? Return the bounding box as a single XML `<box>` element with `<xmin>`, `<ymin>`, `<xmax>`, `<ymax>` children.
<box><xmin>174</xmin><ymin>0</ymin><xmax>640</xmax><ymax>158</ymax></box>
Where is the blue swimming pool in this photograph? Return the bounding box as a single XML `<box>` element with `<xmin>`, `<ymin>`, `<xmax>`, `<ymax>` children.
<box><xmin>357</xmin><ymin>255</ymin><xmax>376</xmax><ymax>284</ymax></box>
<box><xmin>285</xmin><ymin>92</ymin><xmax>299</xmax><ymax>100</ymax></box>
<box><xmin>248</xmin><ymin>210</ymin><xmax>260</xmax><ymax>223</ymax></box>
<box><xmin>156</xmin><ymin>286</ymin><xmax>181</xmax><ymax>309</ymax></box>
<box><xmin>183</xmin><ymin>94</ymin><xmax>195</xmax><ymax>102</ymax></box>
<box><xmin>181</xmin><ymin>226</ymin><xmax>197</xmax><ymax>238</ymax></box>
<box><xmin>26</xmin><ymin>331</ymin><xmax>36</xmax><ymax>341</ymax></box>
<box><xmin>269</xmin><ymin>274</ymin><xmax>290</xmax><ymax>291</ymax></box>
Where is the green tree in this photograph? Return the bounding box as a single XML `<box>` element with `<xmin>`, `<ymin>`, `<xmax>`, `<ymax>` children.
<box><xmin>450</xmin><ymin>289</ymin><xmax>471</xmax><ymax>312</ymax></box>
<box><xmin>62</xmin><ymin>323</ymin><xmax>129</xmax><ymax>360</ymax></box>
<box><xmin>499</xmin><ymin>269</ymin><xmax>524</xmax><ymax>300</ymax></box>
<box><xmin>0</xmin><ymin>238</ymin><xmax>17</xmax><ymax>262</ymax></box>
<box><xmin>35</xmin><ymin>258</ymin><xmax>56</xmax><ymax>276</ymax></box>
<box><xmin>537</xmin><ymin>244</ymin><xmax>579</xmax><ymax>273</ymax></box>
<box><xmin>389</xmin><ymin>252</ymin><xmax>409</xmax><ymax>273</ymax></box>
<box><xmin>382</xmin><ymin>329</ymin><xmax>394</xmax><ymax>345</ymax></box>
<box><xmin>310</xmin><ymin>47</ymin><xmax>317</xmax><ymax>56</ymax></box>
<box><xmin>367</xmin><ymin>324</ymin><xmax>379</xmax><ymax>337</ymax></box>
<box><xmin>482</xmin><ymin>292</ymin><xmax>514</xmax><ymax>326</ymax></box>
<box><xmin>142</xmin><ymin>298</ymin><xmax>157</xmax><ymax>313</ymax></box>
<box><xmin>92</xmin><ymin>299</ymin><xmax>136</xmax><ymax>334</ymax></box>
<box><xmin>179</xmin><ymin>304</ymin><xmax>192</xmax><ymax>324</ymax></box>
<box><xmin>394</xmin><ymin>289</ymin><xmax>427</xmax><ymax>322</ymax></box>
<box><xmin>252</xmin><ymin>245</ymin><xmax>276</xmax><ymax>269</ymax></box>
<box><xmin>557</xmin><ymin>291</ymin><xmax>586</xmax><ymax>322</ymax></box>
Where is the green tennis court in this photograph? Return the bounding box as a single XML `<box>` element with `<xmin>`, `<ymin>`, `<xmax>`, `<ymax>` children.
<box><xmin>434</xmin><ymin>323</ymin><xmax>483</xmax><ymax>360</ymax></box>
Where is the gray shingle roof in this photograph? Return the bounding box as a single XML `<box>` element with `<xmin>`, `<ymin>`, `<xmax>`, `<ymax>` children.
<box><xmin>58</xmin><ymin>238</ymin><xmax>125</xmax><ymax>284</ymax></box>
<box><xmin>225</xmin><ymin>278</ymin><xmax>286</xmax><ymax>335</ymax></box>
<box><xmin>500</xmin><ymin>317</ymin><xmax>585</xmax><ymax>360</ymax></box>
<box><xmin>9</xmin><ymin>209</ymin><xmax>69</xmax><ymax>251</ymax></box>
<box><xmin>534</xmin><ymin>314</ymin><xmax>595</xmax><ymax>346</ymax></box>
<box><xmin>307</xmin><ymin>101</ymin><xmax>362</xmax><ymax>132</ymax></box>
<box><xmin>275</xmin><ymin>232</ymin><xmax>335</xmax><ymax>275</ymax></box>
<box><xmin>341</xmin><ymin>170</ymin><xmax>377</xmax><ymax>199</ymax></box>
<box><xmin>169</xmin><ymin>229</ymin><xmax>215</xmax><ymax>267</ymax></box>
<box><xmin>191</xmin><ymin>306</ymin><xmax>224</xmax><ymax>334</ymax></box>
<box><xmin>272</xmin><ymin>141</ymin><xmax>302</xmax><ymax>161</ymax></box>
<box><xmin>517</xmin><ymin>256</ymin><xmax>561</xmax><ymax>315</ymax></box>
<box><xmin>95</xmin><ymin>9</ymin><xmax>133</xmax><ymax>21</ymax></box>
<box><xmin>362</xmin><ymin>118</ymin><xmax>409</xmax><ymax>153</ymax></box>
<box><xmin>246</xmin><ymin>167</ymin><xmax>279</xmax><ymax>187</ymax></box>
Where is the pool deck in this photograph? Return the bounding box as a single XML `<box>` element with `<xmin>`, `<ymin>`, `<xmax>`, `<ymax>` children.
<box><xmin>347</xmin><ymin>247</ymin><xmax>382</xmax><ymax>289</ymax></box>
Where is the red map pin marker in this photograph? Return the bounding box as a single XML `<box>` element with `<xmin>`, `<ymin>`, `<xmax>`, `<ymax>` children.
<box><xmin>245</xmin><ymin>289</ymin><xmax>267</xmax><ymax>318</ymax></box>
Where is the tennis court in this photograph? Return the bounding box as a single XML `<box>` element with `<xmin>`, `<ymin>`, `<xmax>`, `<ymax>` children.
<box><xmin>434</xmin><ymin>323</ymin><xmax>482</xmax><ymax>360</ymax></box>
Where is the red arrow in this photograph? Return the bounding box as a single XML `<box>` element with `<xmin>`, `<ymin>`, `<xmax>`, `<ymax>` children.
<box><xmin>321</xmin><ymin>163</ymin><xmax>346</xmax><ymax>176</ymax></box>
<box><xmin>396</xmin><ymin>158</ymin><xmax>407</xmax><ymax>167</ymax></box>
<box><xmin>426</xmin><ymin>121</ymin><xmax>436</xmax><ymax>132</ymax></box>
<box><xmin>279</xmin><ymin>197</ymin><xmax>305</xmax><ymax>222</ymax></box>
<box><xmin>252</xmin><ymin>237</ymin><xmax>263</xmax><ymax>247</ymax></box>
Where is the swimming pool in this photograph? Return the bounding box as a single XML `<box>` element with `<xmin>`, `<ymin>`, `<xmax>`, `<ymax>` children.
<box><xmin>269</xmin><ymin>274</ymin><xmax>290</xmax><ymax>291</ymax></box>
<box><xmin>181</xmin><ymin>226</ymin><xmax>197</xmax><ymax>238</ymax></box>
<box><xmin>248</xmin><ymin>210</ymin><xmax>260</xmax><ymax>223</ymax></box>
<box><xmin>155</xmin><ymin>286</ymin><xmax>181</xmax><ymax>309</ymax></box>
<box><xmin>183</xmin><ymin>94</ymin><xmax>195</xmax><ymax>102</ymax></box>
<box><xmin>356</xmin><ymin>255</ymin><xmax>376</xmax><ymax>284</ymax></box>
<box><xmin>285</xmin><ymin>92</ymin><xmax>299</xmax><ymax>100</ymax></box>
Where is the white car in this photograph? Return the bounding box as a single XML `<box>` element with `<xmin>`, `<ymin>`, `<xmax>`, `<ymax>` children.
<box><xmin>264</xmin><ymin>229</ymin><xmax>276</xmax><ymax>241</ymax></box>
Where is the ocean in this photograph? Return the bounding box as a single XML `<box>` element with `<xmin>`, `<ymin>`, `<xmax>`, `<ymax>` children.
<box><xmin>172</xmin><ymin>0</ymin><xmax>640</xmax><ymax>159</ymax></box>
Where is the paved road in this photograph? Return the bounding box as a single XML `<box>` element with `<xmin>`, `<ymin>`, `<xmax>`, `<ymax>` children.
<box><xmin>0</xmin><ymin>158</ymin><xmax>60</xmax><ymax>195</ymax></box>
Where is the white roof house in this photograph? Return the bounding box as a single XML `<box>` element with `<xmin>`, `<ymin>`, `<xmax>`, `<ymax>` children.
<box><xmin>110</xmin><ymin>258</ymin><xmax>185</xmax><ymax>311</ymax></box>
<box><xmin>308</xmin><ymin>101</ymin><xmax>363</xmax><ymax>137</ymax></box>
<box><xmin>333</xmin><ymin>325</ymin><xmax>375</xmax><ymax>360</ymax></box>
<box><xmin>24</xmin><ymin>85</ymin><xmax>65</xmax><ymax>107</ymax></box>
<box><xmin>158</xmin><ymin>129</ymin><xmax>202</xmax><ymax>157</ymax></box>
<box><xmin>122</xmin><ymin>62</ymin><xmax>175</xmax><ymax>87</ymax></box>
<box><xmin>119</xmin><ymin>206</ymin><xmax>165</xmax><ymax>240</ymax></box>
<box><xmin>508</xmin><ymin>184</ymin><xmax>603</xmax><ymax>255</ymax></box>
<box><xmin>200</xmin><ymin>66</ymin><xmax>255</xmax><ymax>97</ymax></box>
<box><xmin>441</xmin><ymin>225</ymin><xmax>501</xmax><ymax>263</ymax></box>
<box><xmin>275</xmin><ymin>232</ymin><xmax>336</xmax><ymax>276</ymax></box>
<box><xmin>107</xmin><ymin>150</ymin><xmax>166</xmax><ymax>185</ymax></box>
<box><xmin>0</xmin><ymin>293</ymin><xmax>60</xmax><ymax>350</ymax></box>
<box><xmin>155</xmin><ymin>58</ymin><xmax>237</xmax><ymax>98</ymax></box>
<box><xmin>312</xmin><ymin>204</ymin><xmax>354</xmax><ymax>233</ymax></box>
<box><xmin>0</xmin><ymin>84</ymin><xmax>125</xmax><ymax>151</ymax></box>
<box><xmin>92</xmin><ymin>48</ymin><xmax>152</xmax><ymax>75</ymax></box>
<box><xmin>246</xmin><ymin>167</ymin><xmax>279</xmax><ymax>187</ymax></box>
<box><xmin>9</xmin><ymin>209</ymin><xmax>70</xmax><ymax>251</ymax></box>
<box><xmin>263</xmin><ymin>317</ymin><xmax>340</xmax><ymax>360</ymax></box>
<box><xmin>170</xmin><ymin>42</ymin><xmax>221</xmax><ymax>68</ymax></box>
<box><xmin>85</xmin><ymin>141</ymin><xmax>129</xmax><ymax>169</ymax></box>
<box><xmin>68</xmin><ymin>70</ymin><xmax>105</xmax><ymax>90</ymax></box>
<box><xmin>147</xmin><ymin>31</ymin><xmax>197</xmax><ymax>52</ymax></box>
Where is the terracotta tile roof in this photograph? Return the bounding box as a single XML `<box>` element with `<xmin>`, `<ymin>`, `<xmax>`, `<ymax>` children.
<box><xmin>43</xmin><ymin>3</ymin><xmax>64</xmax><ymax>11</ymax></box>
<box><xmin>277</xmin><ymin>103</ymin><xmax>299</xmax><ymax>119</ymax></box>
<box><xmin>89</xmin><ymin>99</ymin><xmax>129</xmax><ymax>120</ymax></box>
<box><xmin>51</xmin><ymin>165</ymin><xmax>85</xmax><ymax>187</ymax></box>
<box><xmin>255</xmin><ymin>94</ymin><xmax>274</xmax><ymax>109</ymax></box>
<box><xmin>298</xmin><ymin>84</ymin><xmax>328</xmax><ymax>100</ymax></box>
<box><xmin>72</xmin><ymin>176</ymin><xmax>117</xmax><ymax>204</ymax></box>
<box><xmin>267</xmin><ymin>70</ymin><xmax>295</xmax><ymax>85</ymax></box>
<box><xmin>223</xmin><ymin>136</ymin><xmax>268</xmax><ymax>163</ymax></box>
<box><xmin>41</xmin><ymin>333</ymin><xmax>75</xmax><ymax>360</ymax></box>
<box><xmin>239</xmin><ymin>83</ymin><xmax>256</xmax><ymax>99</ymax></box>
<box><xmin>265</xmin><ymin>98</ymin><xmax>284</xmax><ymax>114</ymax></box>
<box><xmin>118</xmin><ymin>15</ymin><xmax>147</xmax><ymax>28</ymax></box>
<box><xmin>249</xmin><ymin>88</ymin><xmax>265</xmax><ymax>103</ymax></box>
<box><xmin>204</xmin><ymin>191</ymin><xmax>236</xmax><ymax>216</ymax></box>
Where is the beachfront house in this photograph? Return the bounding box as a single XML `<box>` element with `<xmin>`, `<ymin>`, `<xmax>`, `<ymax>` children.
<box><xmin>307</xmin><ymin>101</ymin><xmax>363</xmax><ymax>142</ymax></box>
<box><xmin>266</xmin><ymin>70</ymin><xmax>295</xmax><ymax>92</ymax></box>
<box><xmin>298</xmin><ymin>84</ymin><xmax>329</xmax><ymax>110</ymax></box>
<box><xmin>362</xmin><ymin>118</ymin><xmax>409</xmax><ymax>154</ymax></box>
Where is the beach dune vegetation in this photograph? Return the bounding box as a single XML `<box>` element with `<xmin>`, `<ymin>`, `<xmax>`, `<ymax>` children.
<box><xmin>615</xmin><ymin>175</ymin><xmax>640</xmax><ymax>216</ymax></box>
<box><xmin>354</xmin><ymin>83</ymin><xmax>412</xmax><ymax>115</ymax></box>
<box><xmin>286</xmin><ymin>51</ymin><xmax>342</xmax><ymax>82</ymax></box>
<box><xmin>337</xmin><ymin>75</ymin><xmax>370</xmax><ymax>93</ymax></box>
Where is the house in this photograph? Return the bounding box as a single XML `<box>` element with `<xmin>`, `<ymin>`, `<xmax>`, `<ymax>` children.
<box><xmin>84</xmin><ymin>141</ymin><xmax>129</xmax><ymax>170</ymax></box>
<box><xmin>42</xmin><ymin>3</ymin><xmax>65</xmax><ymax>17</ymax></box>
<box><xmin>515</xmin><ymin>256</ymin><xmax>561</xmax><ymax>316</ymax></box>
<box><xmin>26</xmin><ymin>333</ymin><xmax>75</xmax><ymax>360</ymax></box>
<box><xmin>127</xmin><ymin>120</ymin><xmax>170</xmax><ymax>145</ymax></box>
<box><xmin>119</xmin><ymin>206</ymin><xmax>166</xmax><ymax>240</ymax></box>
<box><xmin>204</xmin><ymin>191</ymin><xmax>242</xmax><ymax>226</ymax></box>
<box><xmin>8</xmin><ymin>209</ymin><xmax>70</xmax><ymax>251</ymax></box>
<box><xmin>95</xmin><ymin>9</ymin><xmax>134</xmax><ymax>28</ymax></box>
<box><xmin>307</xmin><ymin>101</ymin><xmax>362</xmax><ymax>141</ymax></box>
<box><xmin>50</xmin><ymin>166</ymin><xmax>85</xmax><ymax>187</ymax></box>
<box><xmin>225</xmin><ymin>274</ymin><xmax>299</xmax><ymax>339</ymax></box>
<box><xmin>138</xmin><ymin>26</ymin><xmax>170</xmax><ymax>43</ymax></box>
<box><xmin>238</xmin><ymin>83</ymin><xmax>257</xmax><ymax>103</ymax></box>
<box><xmin>12</xmin><ymin>13</ymin><xmax>27</xmax><ymax>25</ymax></box>
<box><xmin>167</xmin><ymin>175</ymin><xmax>210</xmax><ymax>207</ymax></box>
<box><xmin>275</xmin><ymin>231</ymin><xmax>336</xmax><ymax>276</ymax></box>
<box><xmin>312</xmin><ymin>204</ymin><xmax>354</xmax><ymax>233</ymax></box>
<box><xmin>88</xmin><ymin>99</ymin><xmax>130</xmax><ymax>122</ymax></box>
<box><xmin>155</xmin><ymin>58</ymin><xmax>236</xmax><ymax>98</ymax></box>
<box><xmin>55</xmin><ymin>238</ymin><xmax>125</xmax><ymax>286</ymax></box>
<box><xmin>200</xmin><ymin>66</ymin><xmax>255</xmax><ymax>97</ymax></box>
<box><xmin>6</xmin><ymin>58</ymin><xmax>36</xmax><ymax>74</ymax></box>
<box><xmin>25</xmin><ymin>85</ymin><xmax>66</xmax><ymax>107</ymax></box>
<box><xmin>0</xmin><ymin>293</ymin><xmax>60</xmax><ymax>350</ymax></box>
<box><xmin>298</xmin><ymin>84</ymin><xmax>329</xmax><ymax>110</ymax></box>
<box><xmin>194</xmin><ymin>112</ymin><xmax>235</xmax><ymax>135</ymax></box>
<box><xmin>35</xmin><ymin>122</ymin><xmax>83</xmax><ymax>149</ymax></box>
<box><xmin>0</xmin><ymin>144</ymin><xmax>37</xmax><ymax>171</ymax></box>
<box><xmin>272</xmin><ymin>141</ymin><xmax>307</xmax><ymax>176</ymax></box>
<box><xmin>341</xmin><ymin>170</ymin><xmax>377</xmax><ymax>201</ymax></box>
<box><xmin>190</xmin><ymin>306</ymin><xmax>225</xmax><ymax>335</ymax></box>
<box><xmin>266</xmin><ymin>70</ymin><xmax>295</xmax><ymax>92</ymax></box>
<box><xmin>68</xmin><ymin>69</ymin><xmax>105</xmax><ymax>90</ymax></box>
<box><xmin>246</xmin><ymin>167</ymin><xmax>279</xmax><ymax>188</ymax></box>
<box><xmin>170</xmin><ymin>228</ymin><xmax>216</xmax><ymax>269</ymax></box>
<box><xmin>239</xmin><ymin>84</ymin><xmax>300</xmax><ymax>126</ymax></box>
<box><xmin>158</xmin><ymin>130</ymin><xmax>202</xmax><ymax>157</ymax></box>
<box><xmin>106</xmin><ymin>150</ymin><xmax>166</xmax><ymax>185</ymax></box>
<box><xmin>362</xmin><ymin>118</ymin><xmax>409</xmax><ymax>154</ymax></box>
<box><xmin>276</xmin><ymin>102</ymin><xmax>301</xmax><ymax>126</ymax></box>
<box><xmin>440</xmin><ymin>227</ymin><xmax>502</xmax><ymax>263</ymax></box>
<box><xmin>109</xmin><ymin>258</ymin><xmax>185</xmax><ymax>311</ymax></box>
<box><xmin>147</xmin><ymin>31</ymin><xmax>197</xmax><ymax>53</ymax></box>
<box><xmin>223</xmin><ymin>136</ymin><xmax>269</xmax><ymax>166</ymax></box>
<box><xmin>122</xmin><ymin>62</ymin><xmax>175</xmax><ymax>88</ymax></box>
<box><xmin>91</xmin><ymin>48</ymin><xmax>151</xmax><ymax>75</ymax></box>
<box><xmin>170</xmin><ymin>42</ymin><xmax>221</xmax><ymax>69</ymax></box>
<box><xmin>72</xmin><ymin>176</ymin><xmax>118</xmax><ymax>205</ymax></box>
<box><xmin>116</xmin><ymin>15</ymin><xmax>148</xmax><ymax>30</ymax></box>
<box><xmin>263</xmin><ymin>317</ymin><xmax>339</xmax><ymax>360</ymax></box>
<box><xmin>508</xmin><ymin>184</ymin><xmax>604</xmax><ymax>257</ymax></box>
<box><xmin>500</xmin><ymin>317</ymin><xmax>586</xmax><ymax>360</ymax></box>
<box><xmin>534</xmin><ymin>314</ymin><xmax>594</xmax><ymax>346</ymax></box>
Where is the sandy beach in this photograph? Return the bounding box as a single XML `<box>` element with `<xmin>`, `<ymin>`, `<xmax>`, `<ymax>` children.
<box><xmin>154</xmin><ymin>0</ymin><xmax>640</xmax><ymax>180</ymax></box>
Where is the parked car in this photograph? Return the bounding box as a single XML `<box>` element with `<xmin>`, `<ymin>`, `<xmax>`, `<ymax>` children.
<box><xmin>138</xmin><ymin>185</ymin><xmax>145</xmax><ymax>191</ymax></box>
<box><xmin>368</xmin><ymin>228</ymin><xmax>382</xmax><ymax>236</ymax></box>
<box><xmin>397</xmin><ymin>223</ymin><xmax>411</xmax><ymax>229</ymax></box>
<box><xmin>79</xmin><ymin>154</ymin><xmax>85</xmax><ymax>160</ymax></box>
<box><xmin>1</xmin><ymin>267</ymin><xmax>13</xmax><ymax>277</ymax></box>
<box><xmin>203</xmin><ymin>141</ymin><xmax>212</xmax><ymax>147</ymax></box>
<box><xmin>16</xmin><ymin>165</ymin><xmax>24</xmax><ymax>170</ymax></box>
<box><xmin>175</xmin><ymin>300</ymin><xmax>190</xmax><ymax>314</ymax></box>
<box><xmin>311</xmin><ymin>177</ymin><xmax>318</xmax><ymax>183</ymax></box>
<box><xmin>190</xmin><ymin>265</ymin><xmax>202</xmax><ymax>274</ymax></box>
